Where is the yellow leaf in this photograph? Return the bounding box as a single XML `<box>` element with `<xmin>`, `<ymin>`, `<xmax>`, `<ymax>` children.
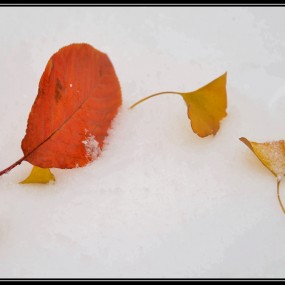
<box><xmin>129</xmin><ymin>73</ymin><xmax>227</xmax><ymax>138</ymax></box>
<box><xmin>240</xmin><ymin>137</ymin><xmax>285</xmax><ymax>214</ymax></box>
<box><xmin>182</xmin><ymin>73</ymin><xmax>227</xmax><ymax>137</ymax></box>
<box><xmin>19</xmin><ymin>166</ymin><xmax>55</xmax><ymax>184</ymax></box>
<box><xmin>239</xmin><ymin>137</ymin><xmax>285</xmax><ymax>178</ymax></box>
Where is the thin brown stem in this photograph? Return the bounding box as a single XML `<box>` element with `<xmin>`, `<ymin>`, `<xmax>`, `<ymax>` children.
<box><xmin>0</xmin><ymin>156</ymin><xmax>26</xmax><ymax>176</ymax></box>
<box><xmin>277</xmin><ymin>179</ymin><xmax>285</xmax><ymax>215</ymax></box>
<box><xmin>129</xmin><ymin>91</ymin><xmax>181</xmax><ymax>109</ymax></box>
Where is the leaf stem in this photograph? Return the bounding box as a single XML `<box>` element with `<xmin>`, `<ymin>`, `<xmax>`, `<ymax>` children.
<box><xmin>277</xmin><ymin>178</ymin><xmax>285</xmax><ymax>215</ymax></box>
<box><xmin>0</xmin><ymin>156</ymin><xmax>26</xmax><ymax>177</ymax></box>
<box><xmin>129</xmin><ymin>91</ymin><xmax>181</xmax><ymax>109</ymax></box>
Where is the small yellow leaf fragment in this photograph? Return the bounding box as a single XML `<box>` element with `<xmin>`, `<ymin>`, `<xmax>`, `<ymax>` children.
<box><xmin>19</xmin><ymin>166</ymin><xmax>55</xmax><ymax>184</ymax></box>
<box><xmin>239</xmin><ymin>137</ymin><xmax>285</xmax><ymax>178</ymax></box>
<box><xmin>182</xmin><ymin>72</ymin><xmax>227</xmax><ymax>138</ymax></box>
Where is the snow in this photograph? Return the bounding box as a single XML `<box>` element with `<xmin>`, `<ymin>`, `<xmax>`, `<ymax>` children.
<box><xmin>1</xmin><ymin>6</ymin><xmax>285</xmax><ymax>278</ymax></box>
<box><xmin>82</xmin><ymin>133</ymin><xmax>100</xmax><ymax>162</ymax></box>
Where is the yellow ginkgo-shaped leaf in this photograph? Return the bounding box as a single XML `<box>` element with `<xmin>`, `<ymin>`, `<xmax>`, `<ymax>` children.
<box><xmin>20</xmin><ymin>166</ymin><xmax>55</xmax><ymax>184</ymax></box>
<box><xmin>182</xmin><ymin>73</ymin><xmax>227</xmax><ymax>137</ymax></box>
<box><xmin>240</xmin><ymin>137</ymin><xmax>285</xmax><ymax>214</ymax></box>
<box><xmin>130</xmin><ymin>73</ymin><xmax>227</xmax><ymax>138</ymax></box>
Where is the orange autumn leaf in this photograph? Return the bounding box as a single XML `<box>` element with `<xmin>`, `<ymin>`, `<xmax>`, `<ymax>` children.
<box><xmin>240</xmin><ymin>137</ymin><xmax>285</xmax><ymax>214</ymax></box>
<box><xmin>0</xmin><ymin>43</ymin><xmax>122</xmax><ymax>181</ymax></box>
<box><xmin>130</xmin><ymin>73</ymin><xmax>227</xmax><ymax>138</ymax></box>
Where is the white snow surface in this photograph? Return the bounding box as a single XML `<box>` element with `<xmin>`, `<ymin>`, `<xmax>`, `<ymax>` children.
<box><xmin>82</xmin><ymin>133</ymin><xmax>101</xmax><ymax>163</ymax></box>
<box><xmin>1</xmin><ymin>7</ymin><xmax>285</xmax><ymax>278</ymax></box>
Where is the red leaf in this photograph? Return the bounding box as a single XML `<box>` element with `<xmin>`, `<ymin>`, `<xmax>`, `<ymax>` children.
<box><xmin>0</xmin><ymin>43</ymin><xmax>122</xmax><ymax>175</ymax></box>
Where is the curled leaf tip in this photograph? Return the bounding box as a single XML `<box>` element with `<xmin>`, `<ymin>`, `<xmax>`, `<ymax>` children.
<box><xmin>239</xmin><ymin>137</ymin><xmax>254</xmax><ymax>151</ymax></box>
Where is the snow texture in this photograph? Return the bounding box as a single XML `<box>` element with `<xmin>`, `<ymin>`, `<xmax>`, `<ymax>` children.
<box><xmin>1</xmin><ymin>7</ymin><xmax>285</xmax><ymax>278</ymax></box>
<box><xmin>82</xmin><ymin>132</ymin><xmax>100</xmax><ymax>162</ymax></box>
